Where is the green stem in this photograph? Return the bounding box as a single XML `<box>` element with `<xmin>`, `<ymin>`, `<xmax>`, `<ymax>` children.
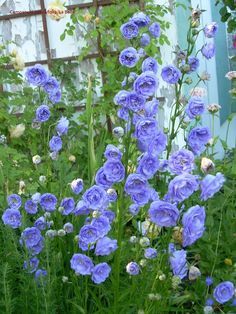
<box><xmin>86</xmin><ymin>75</ymin><xmax>97</xmax><ymax>184</ymax></box>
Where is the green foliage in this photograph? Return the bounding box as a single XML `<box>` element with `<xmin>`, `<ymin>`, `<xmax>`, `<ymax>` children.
<box><xmin>215</xmin><ymin>0</ymin><xmax>236</xmax><ymax>33</ymax></box>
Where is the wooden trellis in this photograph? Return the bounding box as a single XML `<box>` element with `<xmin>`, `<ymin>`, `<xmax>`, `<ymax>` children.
<box><xmin>0</xmin><ymin>0</ymin><xmax>144</xmax><ymax>68</ymax></box>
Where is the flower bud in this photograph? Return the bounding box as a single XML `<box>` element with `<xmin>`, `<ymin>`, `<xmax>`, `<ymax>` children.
<box><xmin>0</xmin><ymin>134</ymin><xmax>6</xmax><ymax>144</ymax></box>
<box><xmin>47</xmin><ymin>0</ymin><xmax>66</xmax><ymax>21</ymax></box>
<box><xmin>18</xmin><ymin>180</ymin><xmax>26</xmax><ymax>195</ymax></box>
<box><xmin>207</xmin><ymin>103</ymin><xmax>221</xmax><ymax>113</ymax></box>
<box><xmin>32</xmin><ymin>192</ymin><xmax>41</xmax><ymax>204</ymax></box>
<box><xmin>203</xmin><ymin>306</ymin><xmax>214</xmax><ymax>314</ymax></box>
<box><xmin>129</xmin><ymin>235</ymin><xmax>138</xmax><ymax>244</ymax></box>
<box><xmin>83</xmin><ymin>13</ymin><xmax>92</xmax><ymax>22</ymax></box>
<box><xmin>172</xmin><ymin>226</ymin><xmax>183</xmax><ymax>244</ymax></box>
<box><xmin>201</xmin><ymin>157</ymin><xmax>215</xmax><ymax>173</ymax></box>
<box><xmin>224</xmin><ymin>258</ymin><xmax>233</xmax><ymax>266</ymax></box>
<box><xmin>58</xmin><ymin>206</ymin><xmax>64</xmax><ymax>213</ymax></box>
<box><xmin>39</xmin><ymin>175</ymin><xmax>46</xmax><ymax>183</ymax></box>
<box><xmin>184</xmin><ymin>77</ymin><xmax>193</xmax><ymax>85</ymax></box>
<box><xmin>57</xmin><ymin>229</ymin><xmax>66</xmax><ymax>237</ymax></box>
<box><xmin>225</xmin><ymin>71</ymin><xmax>236</xmax><ymax>80</ymax></box>
<box><xmin>200</xmin><ymin>71</ymin><xmax>211</xmax><ymax>81</ymax></box>
<box><xmin>139</xmin><ymin>237</ymin><xmax>150</xmax><ymax>247</ymax></box>
<box><xmin>62</xmin><ymin>276</ymin><xmax>68</xmax><ymax>283</ymax></box>
<box><xmin>63</xmin><ymin>222</ymin><xmax>74</xmax><ymax>234</ymax></box>
<box><xmin>92</xmin><ymin>211</ymin><xmax>100</xmax><ymax>218</ymax></box>
<box><xmin>172</xmin><ymin>275</ymin><xmax>181</xmax><ymax>289</ymax></box>
<box><xmin>49</xmin><ymin>151</ymin><xmax>58</xmax><ymax>160</ymax></box>
<box><xmin>32</xmin><ymin>155</ymin><xmax>41</xmax><ymax>165</ymax></box>
<box><xmin>95</xmin><ymin>17</ymin><xmax>100</xmax><ymax>24</ymax></box>
<box><xmin>9</xmin><ymin>123</ymin><xmax>25</xmax><ymax>138</ymax></box>
<box><xmin>139</xmin><ymin>259</ymin><xmax>147</xmax><ymax>267</ymax></box>
<box><xmin>113</xmin><ymin>126</ymin><xmax>124</xmax><ymax>138</ymax></box>
<box><xmin>68</xmin><ymin>155</ymin><xmax>76</xmax><ymax>162</ymax></box>
<box><xmin>46</xmin><ymin>229</ymin><xmax>57</xmax><ymax>238</ymax></box>
<box><xmin>159</xmin><ymin>274</ymin><xmax>166</xmax><ymax>281</ymax></box>
<box><xmin>189</xmin><ymin>266</ymin><xmax>201</xmax><ymax>280</ymax></box>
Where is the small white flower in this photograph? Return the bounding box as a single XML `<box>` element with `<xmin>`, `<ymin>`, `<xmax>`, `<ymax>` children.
<box><xmin>203</xmin><ymin>306</ymin><xmax>214</xmax><ymax>314</ymax></box>
<box><xmin>129</xmin><ymin>235</ymin><xmax>138</xmax><ymax>244</ymax></box>
<box><xmin>189</xmin><ymin>266</ymin><xmax>201</xmax><ymax>281</ymax></box>
<box><xmin>9</xmin><ymin>123</ymin><xmax>25</xmax><ymax>138</ymax></box>
<box><xmin>39</xmin><ymin>175</ymin><xmax>46</xmax><ymax>183</ymax></box>
<box><xmin>62</xmin><ymin>276</ymin><xmax>68</xmax><ymax>283</ymax></box>
<box><xmin>225</xmin><ymin>71</ymin><xmax>236</xmax><ymax>80</ymax></box>
<box><xmin>68</xmin><ymin>155</ymin><xmax>76</xmax><ymax>162</ymax></box>
<box><xmin>32</xmin><ymin>155</ymin><xmax>41</xmax><ymax>165</ymax></box>
<box><xmin>139</xmin><ymin>237</ymin><xmax>150</xmax><ymax>247</ymax></box>
<box><xmin>201</xmin><ymin>157</ymin><xmax>215</xmax><ymax>173</ymax></box>
<box><xmin>57</xmin><ymin>229</ymin><xmax>66</xmax><ymax>237</ymax></box>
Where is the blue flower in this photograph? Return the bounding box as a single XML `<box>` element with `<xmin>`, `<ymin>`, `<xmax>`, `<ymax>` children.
<box><xmin>2</xmin><ymin>208</ymin><xmax>22</xmax><ymax>229</ymax></box>
<box><xmin>60</xmin><ymin>197</ymin><xmax>75</xmax><ymax>215</ymax></box>
<box><xmin>169</xmin><ymin>249</ymin><xmax>188</xmax><ymax>279</ymax></box>
<box><xmin>120</xmin><ymin>21</ymin><xmax>139</xmax><ymax>39</ymax></box>
<box><xmin>35</xmin><ymin>269</ymin><xmax>47</xmax><ymax>284</ymax></box>
<box><xmin>95</xmin><ymin>167</ymin><xmax>113</xmax><ymax>188</ymax></box>
<box><xmin>124</xmin><ymin>173</ymin><xmax>148</xmax><ymax>195</ymax></box>
<box><xmin>161</xmin><ymin>65</ymin><xmax>181</xmax><ymax>84</ymax></box>
<box><xmin>25</xmin><ymin>64</ymin><xmax>48</xmax><ymax>86</ymax></box>
<box><xmin>140</xmin><ymin>33</ymin><xmax>150</xmax><ymax>46</ymax></box>
<box><xmin>149</xmin><ymin>22</ymin><xmax>161</xmax><ymax>38</ymax></box>
<box><xmin>73</xmin><ymin>200</ymin><xmax>90</xmax><ymax>216</ymax></box>
<box><xmin>70</xmin><ymin>253</ymin><xmax>94</xmax><ymax>275</ymax></box>
<box><xmin>128</xmin><ymin>91</ymin><xmax>146</xmax><ymax>112</ymax></box>
<box><xmin>168</xmin><ymin>149</ymin><xmax>195</xmax><ymax>175</ymax></box>
<box><xmin>49</xmin><ymin>135</ymin><xmax>62</xmax><ymax>152</ymax></box>
<box><xmin>142</xmin><ymin>57</ymin><xmax>158</xmax><ymax>74</ymax></box>
<box><xmin>91</xmin><ymin>262</ymin><xmax>111</xmax><ymax>284</ymax></box>
<box><xmin>205</xmin><ymin>298</ymin><xmax>214</xmax><ymax>306</ymax></box>
<box><xmin>35</xmin><ymin>105</ymin><xmax>50</xmax><ymax>122</ymax></box>
<box><xmin>133</xmin><ymin>71</ymin><xmax>159</xmax><ymax>97</ymax></box>
<box><xmin>144</xmin><ymin>248</ymin><xmax>157</xmax><ymax>259</ymax></box>
<box><xmin>149</xmin><ymin>200</ymin><xmax>179</xmax><ymax>227</ymax></box>
<box><xmin>78</xmin><ymin>225</ymin><xmax>99</xmax><ymax>251</ymax></box>
<box><xmin>114</xmin><ymin>90</ymin><xmax>130</xmax><ymax>107</ymax></box>
<box><xmin>187</xmin><ymin>126</ymin><xmax>211</xmax><ymax>155</ymax></box>
<box><xmin>213</xmin><ymin>281</ymin><xmax>234</xmax><ymax>304</ymax></box>
<box><xmin>82</xmin><ymin>185</ymin><xmax>108</xmax><ymax>210</ymax></box>
<box><xmin>23</xmin><ymin>257</ymin><xmax>39</xmax><ymax>273</ymax></box>
<box><xmin>119</xmin><ymin>47</ymin><xmax>139</xmax><ymax>68</ymax></box>
<box><xmin>103</xmin><ymin>160</ymin><xmax>125</xmax><ymax>183</ymax></box>
<box><xmin>21</xmin><ymin>227</ymin><xmax>43</xmax><ymax>249</ymax></box>
<box><xmin>95</xmin><ymin>237</ymin><xmax>117</xmax><ymax>256</ymax></box>
<box><xmin>7</xmin><ymin>194</ymin><xmax>21</xmax><ymax>209</ymax></box>
<box><xmin>137</xmin><ymin>152</ymin><xmax>159</xmax><ymax>179</ymax></box>
<box><xmin>70</xmin><ymin>178</ymin><xmax>83</xmax><ymax>195</ymax></box>
<box><xmin>104</xmin><ymin>144</ymin><xmax>122</xmax><ymax>160</ymax></box>
<box><xmin>200</xmin><ymin>173</ymin><xmax>225</xmax><ymax>201</ymax></box>
<box><xmin>63</xmin><ymin>222</ymin><xmax>74</xmax><ymax>233</ymax></box>
<box><xmin>134</xmin><ymin>118</ymin><xmax>158</xmax><ymax>146</ymax></box>
<box><xmin>131</xmin><ymin>188</ymin><xmax>150</xmax><ymax>206</ymax></box>
<box><xmin>148</xmin><ymin>130</ymin><xmax>167</xmax><ymax>154</ymax></box>
<box><xmin>185</xmin><ymin>97</ymin><xmax>205</xmax><ymax>119</ymax></box>
<box><xmin>91</xmin><ymin>216</ymin><xmax>111</xmax><ymax>238</ymax></box>
<box><xmin>34</xmin><ymin>216</ymin><xmax>47</xmax><ymax>230</ymax></box>
<box><xmin>43</xmin><ymin>76</ymin><xmax>60</xmax><ymax>95</ymax></box>
<box><xmin>24</xmin><ymin>199</ymin><xmax>38</xmax><ymax>214</ymax></box>
<box><xmin>201</xmin><ymin>42</ymin><xmax>215</xmax><ymax>59</ymax></box>
<box><xmin>206</xmin><ymin>276</ymin><xmax>214</xmax><ymax>286</ymax></box>
<box><xmin>130</xmin><ymin>12</ymin><xmax>150</xmax><ymax>27</ymax></box>
<box><xmin>167</xmin><ymin>173</ymin><xmax>199</xmax><ymax>203</ymax></box>
<box><xmin>187</xmin><ymin>56</ymin><xmax>200</xmax><ymax>73</ymax></box>
<box><xmin>49</xmin><ymin>89</ymin><xmax>61</xmax><ymax>104</ymax></box>
<box><xmin>129</xmin><ymin>203</ymin><xmax>140</xmax><ymax>215</ymax></box>
<box><xmin>126</xmin><ymin>262</ymin><xmax>140</xmax><ymax>275</ymax></box>
<box><xmin>40</xmin><ymin>193</ymin><xmax>57</xmax><ymax>212</ymax></box>
<box><xmin>144</xmin><ymin>98</ymin><xmax>159</xmax><ymax>117</ymax></box>
<box><xmin>56</xmin><ymin>117</ymin><xmax>69</xmax><ymax>136</ymax></box>
<box><xmin>182</xmin><ymin>205</ymin><xmax>205</xmax><ymax>247</ymax></box>
<box><xmin>204</xmin><ymin>22</ymin><xmax>218</xmax><ymax>38</ymax></box>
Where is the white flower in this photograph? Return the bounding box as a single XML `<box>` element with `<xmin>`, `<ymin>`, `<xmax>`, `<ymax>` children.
<box><xmin>18</xmin><ymin>180</ymin><xmax>25</xmax><ymax>195</ymax></box>
<box><xmin>207</xmin><ymin>103</ymin><xmax>221</xmax><ymax>113</ymax></box>
<box><xmin>57</xmin><ymin>229</ymin><xmax>66</xmax><ymax>237</ymax></box>
<box><xmin>68</xmin><ymin>155</ymin><xmax>76</xmax><ymax>162</ymax></box>
<box><xmin>9</xmin><ymin>124</ymin><xmax>25</xmax><ymax>138</ymax></box>
<box><xmin>139</xmin><ymin>237</ymin><xmax>150</xmax><ymax>247</ymax></box>
<box><xmin>46</xmin><ymin>0</ymin><xmax>66</xmax><ymax>21</ymax></box>
<box><xmin>32</xmin><ymin>155</ymin><xmax>41</xmax><ymax>165</ymax></box>
<box><xmin>129</xmin><ymin>235</ymin><xmax>138</xmax><ymax>244</ymax></box>
<box><xmin>203</xmin><ymin>306</ymin><xmax>214</xmax><ymax>314</ymax></box>
<box><xmin>188</xmin><ymin>266</ymin><xmax>201</xmax><ymax>280</ymax></box>
<box><xmin>201</xmin><ymin>157</ymin><xmax>215</xmax><ymax>173</ymax></box>
<box><xmin>225</xmin><ymin>71</ymin><xmax>236</xmax><ymax>80</ymax></box>
<box><xmin>39</xmin><ymin>175</ymin><xmax>46</xmax><ymax>183</ymax></box>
